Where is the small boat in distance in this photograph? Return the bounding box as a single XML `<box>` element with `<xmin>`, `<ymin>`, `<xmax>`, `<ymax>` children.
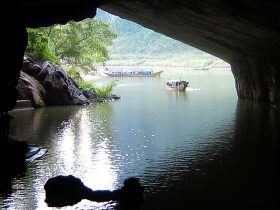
<box><xmin>165</xmin><ymin>79</ymin><xmax>189</xmax><ymax>91</ymax></box>
<box><xmin>102</xmin><ymin>68</ymin><xmax>163</xmax><ymax>77</ymax></box>
<box><xmin>193</xmin><ymin>66</ymin><xmax>211</xmax><ymax>71</ymax></box>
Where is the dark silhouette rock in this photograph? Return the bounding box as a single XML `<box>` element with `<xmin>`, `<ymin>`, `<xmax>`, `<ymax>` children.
<box><xmin>0</xmin><ymin>137</ymin><xmax>27</xmax><ymax>173</ymax></box>
<box><xmin>112</xmin><ymin>177</ymin><xmax>144</xmax><ymax>207</ymax></box>
<box><xmin>44</xmin><ymin>175</ymin><xmax>144</xmax><ymax>208</ymax></box>
<box><xmin>44</xmin><ymin>175</ymin><xmax>87</xmax><ymax>207</ymax></box>
<box><xmin>17</xmin><ymin>71</ymin><xmax>46</xmax><ymax>107</ymax></box>
<box><xmin>1</xmin><ymin>19</ymin><xmax>27</xmax><ymax>113</ymax></box>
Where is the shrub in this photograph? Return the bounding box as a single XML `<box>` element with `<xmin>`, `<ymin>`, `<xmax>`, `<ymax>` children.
<box><xmin>92</xmin><ymin>80</ymin><xmax>117</xmax><ymax>98</ymax></box>
<box><xmin>66</xmin><ymin>66</ymin><xmax>83</xmax><ymax>82</ymax></box>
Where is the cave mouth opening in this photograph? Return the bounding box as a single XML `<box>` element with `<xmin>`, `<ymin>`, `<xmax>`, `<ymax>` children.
<box><xmin>20</xmin><ymin>7</ymin><xmax>233</xmax><ymax>111</ymax></box>
<box><xmin>1</xmin><ymin>1</ymin><xmax>279</xmax><ymax>209</ymax></box>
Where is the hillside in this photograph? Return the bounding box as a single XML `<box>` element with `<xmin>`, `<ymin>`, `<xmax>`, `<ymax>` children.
<box><xmin>95</xmin><ymin>9</ymin><xmax>229</xmax><ymax>67</ymax></box>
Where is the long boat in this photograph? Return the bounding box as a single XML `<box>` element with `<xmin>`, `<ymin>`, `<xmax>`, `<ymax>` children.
<box><xmin>102</xmin><ymin>69</ymin><xmax>163</xmax><ymax>77</ymax></box>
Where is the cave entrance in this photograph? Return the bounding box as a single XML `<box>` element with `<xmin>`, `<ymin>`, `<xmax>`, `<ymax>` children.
<box><xmin>2</xmin><ymin>4</ymin><xmax>279</xmax><ymax>210</ymax></box>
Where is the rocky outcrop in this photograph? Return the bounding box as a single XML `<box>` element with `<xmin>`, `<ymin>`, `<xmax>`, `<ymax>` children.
<box><xmin>22</xmin><ymin>56</ymin><xmax>42</xmax><ymax>78</ymax></box>
<box><xmin>17</xmin><ymin>58</ymin><xmax>92</xmax><ymax>107</ymax></box>
<box><xmin>40</xmin><ymin>61</ymin><xmax>90</xmax><ymax>106</ymax></box>
<box><xmin>17</xmin><ymin>71</ymin><xmax>46</xmax><ymax>107</ymax></box>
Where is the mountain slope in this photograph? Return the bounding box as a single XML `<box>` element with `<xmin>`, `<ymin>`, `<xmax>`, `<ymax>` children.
<box><xmin>95</xmin><ymin>9</ymin><xmax>229</xmax><ymax>67</ymax></box>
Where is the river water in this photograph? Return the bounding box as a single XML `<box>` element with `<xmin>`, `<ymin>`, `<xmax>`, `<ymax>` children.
<box><xmin>1</xmin><ymin>69</ymin><xmax>279</xmax><ymax>209</ymax></box>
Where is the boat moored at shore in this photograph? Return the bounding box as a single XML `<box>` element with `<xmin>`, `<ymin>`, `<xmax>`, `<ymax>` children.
<box><xmin>101</xmin><ymin>68</ymin><xmax>163</xmax><ymax>77</ymax></box>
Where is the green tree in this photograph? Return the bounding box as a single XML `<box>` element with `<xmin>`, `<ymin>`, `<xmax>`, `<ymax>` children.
<box><xmin>26</xmin><ymin>28</ymin><xmax>59</xmax><ymax>63</ymax></box>
<box><xmin>38</xmin><ymin>19</ymin><xmax>117</xmax><ymax>67</ymax></box>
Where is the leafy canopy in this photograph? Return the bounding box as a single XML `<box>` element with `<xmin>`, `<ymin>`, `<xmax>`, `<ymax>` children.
<box><xmin>38</xmin><ymin>19</ymin><xmax>117</xmax><ymax>66</ymax></box>
<box><xmin>26</xmin><ymin>28</ymin><xmax>59</xmax><ymax>63</ymax></box>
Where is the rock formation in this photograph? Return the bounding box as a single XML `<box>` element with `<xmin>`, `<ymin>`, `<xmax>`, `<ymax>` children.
<box><xmin>40</xmin><ymin>61</ymin><xmax>90</xmax><ymax>106</ymax></box>
<box><xmin>17</xmin><ymin>59</ymin><xmax>91</xmax><ymax>107</ymax></box>
<box><xmin>17</xmin><ymin>71</ymin><xmax>46</xmax><ymax>107</ymax></box>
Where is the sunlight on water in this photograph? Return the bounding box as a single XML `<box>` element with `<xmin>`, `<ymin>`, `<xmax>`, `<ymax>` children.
<box><xmin>58</xmin><ymin>125</ymin><xmax>75</xmax><ymax>173</ymax></box>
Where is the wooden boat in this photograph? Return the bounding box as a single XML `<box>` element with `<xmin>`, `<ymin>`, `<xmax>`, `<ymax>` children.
<box><xmin>165</xmin><ymin>79</ymin><xmax>189</xmax><ymax>91</ymax></box>
<box><xmin>102</xmin><ymin>69</ymin><xmax>163</xmax><ymax>77</ymax></box>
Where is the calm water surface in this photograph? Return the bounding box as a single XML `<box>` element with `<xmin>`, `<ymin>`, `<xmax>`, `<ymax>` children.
<box><xmin>1</xmin><ymin>69</ymin><xmax>279</xmax><ymax>209</ymax></box>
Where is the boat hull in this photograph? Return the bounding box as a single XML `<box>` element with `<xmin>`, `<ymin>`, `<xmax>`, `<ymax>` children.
<box><xmin>103</xmin><ymin>70</ymin><xmax>163</xmax><ymax>77</ymax></box>
<box><xmin>166</xmin><ymin>81</ymin><xmax>189</xmax><ymax>91</ymax></box>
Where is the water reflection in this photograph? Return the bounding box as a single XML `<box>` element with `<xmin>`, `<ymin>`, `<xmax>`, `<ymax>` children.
<box><xmin>9</xmin><ymin>106</ymin><xmax>81</xmax><ymax>144</ymax></box>
<box><xmin>3</xmin><ymin>104</ymin><xmax>119</xmax><ymax>209</ymax></box>
<box><xmin>166</xmin><ymin>90</ymin><xmax>188</xmax><ymax>102</ymax></box>
<box><xmin>50</xmin><ymin>106</ymin><xmax>118</xmax><ymax>207</ymax></box>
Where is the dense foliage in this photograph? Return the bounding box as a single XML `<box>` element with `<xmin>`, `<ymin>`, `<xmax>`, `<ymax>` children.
<box><xmin>38</xmin><ymin>19</ymin><xmax>117</xmax><ymax>66</ymax></box>
<box><xmin>26</xmin><ymin>28</ymin><xmax>59</xmax><ymax>63</ymax></box>
<box><xmin>27</xmin><ymin>18</ymin><xmax>116</xmax><ymax>67</ymax></box>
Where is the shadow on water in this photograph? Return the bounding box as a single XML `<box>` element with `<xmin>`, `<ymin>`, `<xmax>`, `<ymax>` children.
<box><xmin>166</xmin><ymin>90</ymin><xmax>188</xmax><ymax>102</ymax></box>
<box><xmin>141</xmin><ymin>100</ymin><xmax>279</xmax><ymax>210</ymax></box>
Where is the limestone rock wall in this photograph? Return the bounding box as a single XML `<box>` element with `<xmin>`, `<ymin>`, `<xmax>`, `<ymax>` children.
<box><xmin>232</xmin><ymin>53</ymin><xmax>280</xmax><ymax>106</ymax></box>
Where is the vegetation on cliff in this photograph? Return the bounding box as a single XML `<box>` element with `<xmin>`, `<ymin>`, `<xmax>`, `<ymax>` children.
<box><xmin>25</xmin><ymin>18</ymin><xmax>118</xmax><ymax>99</ymax></box>
<box><xmin>26</xmin><ymin>18</ymin><xmax>117</xmax><ymax>67</ymax></box>
<box><xmin>66</xmin><ymin>66</ymin><xmax>117</xmax><ymax>99</ymax></box>
<box><xmin>38</xmin><ymin>19</ymin><xmax>117</xmax><ymax>66</ymax></box>
<box><xmin>26</xmin><ymin>28</ymin><xmax>59</xmax><ymax>64</ymax></box>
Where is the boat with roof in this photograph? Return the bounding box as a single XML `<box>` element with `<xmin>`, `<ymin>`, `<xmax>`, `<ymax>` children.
<box><xmin>165</xmin><ymin>79</ymin><xmax>189</xmax><ymax>91</ymax></box>
<box><xmin>102</xmin><ymin>68</ymin><xmax>163</xmax><ymax>77</ymax></box>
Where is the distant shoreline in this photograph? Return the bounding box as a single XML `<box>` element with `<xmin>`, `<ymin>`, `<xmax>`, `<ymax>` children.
<box><xmin>99</xmin><ymin>65</ymin><xmax>231</xmax><ymax>72</ymax></box>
